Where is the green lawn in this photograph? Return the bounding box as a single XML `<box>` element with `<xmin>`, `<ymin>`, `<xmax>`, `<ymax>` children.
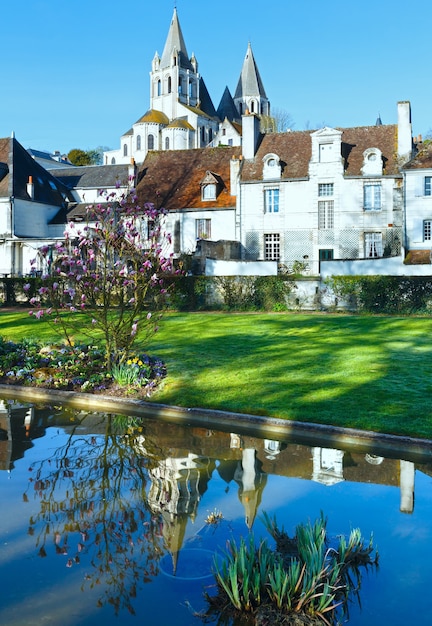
<box><xmin>1</xmin><ymin>310</ymin><xmax>432</xmax><ymax>439</ymax></box>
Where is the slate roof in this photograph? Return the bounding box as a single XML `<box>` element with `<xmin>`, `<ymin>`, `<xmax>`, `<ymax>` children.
<box><xmin>403</xmin><ymin>143</ymin><xmax>432</xmax><ymax>170</ymax></box>
<box><xmin>217</xmin><ymin>87</ymin><xmax>241</xmax><ymax>123</ymax></box>
<box><xmin>241</xmin><ymin>124</ymin><xmax>400</xmax><ymax>181</ymax></box>
<box><xmin>234</xmin><ymin>43</ymin><xmax>268</xmax><ymax>101</ymax></box>
<box><xmin>49</xmin><ymin>164</ymin><xmax>130</xmax><ymax>190</ymax></box>
<box><xmin>160</xmin><ymin>8</ymin><xmax>193</xmax><ymax>71</ymax></box>
<box><xmin>0</xmin><ymin>136</ymin><xmax>74</xmax><ymax>205</ymax></box>
<box><xmin>136</xmin><ymin>147</ymin><xmax>238</xmax><ymax>210</ymax></box>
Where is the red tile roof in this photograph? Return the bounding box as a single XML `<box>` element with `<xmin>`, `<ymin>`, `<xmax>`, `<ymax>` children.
<box><xmin>136</xmin><ymin>146</ymin><xmax>238</xmax><ymax>210</ymax></box>
<box><xmin>241</xmin><ymin>124</ymin><xmax>400</xmax><ymax>181</ymax></box>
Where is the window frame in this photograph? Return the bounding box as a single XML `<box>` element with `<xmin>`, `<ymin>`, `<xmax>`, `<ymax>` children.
<box><xmin>264</xmin><ymin>188</ymin><xmax>280</xmax><ymax>213</ymax></box>
<box><xmin>195</xmin><ymin>218</ymin><xmax>211</xmax><ymax>240</ymax></box>
<box><xmin>364</xmin><ymin>183</ymin><xmax>382</xmax><ymax>211</ymax></box>
<box><xmin>424</xmin><ymin>219</ymin><xmax>432</xmax><ymax>241</ymax></box>
<box><xmin>318</xmin><ymin>200</ymin><xmax>334</xmax><ymax>229</ymax></box>
<box><xmin>425</xmin><ymin>176</ymin><xmax>432</xmax><ymax>196</ymax></box>
<box><xmin>264</xmin><ymin>233</ymin><xmax>280</xmax><ymax>260</ymax></box>
<box><xmin>365</xmin><ymin>232</ymin><xmax>383</xmax><ymax>258</ymax></box>
<box><xmin>202</xmin><ymin>184</ymin><xmax>217</xmax><ymax>201</ymax></box>
<box><xmin>318</xmin><ymin>183</ymin><xmax>334</xmax><ymax>197</ymax></box>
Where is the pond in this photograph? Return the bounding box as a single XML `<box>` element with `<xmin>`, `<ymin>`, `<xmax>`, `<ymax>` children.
<box><xmin>1</xmin><ymin>397</ymin><xmax>432</xmax><ymax>626</ymax></box>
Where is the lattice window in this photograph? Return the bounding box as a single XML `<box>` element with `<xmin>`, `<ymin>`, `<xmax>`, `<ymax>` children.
<box><xmin>424</xmin><ymin>220</ymin><xmax>432</xmax><ymax>241</ymax></box>
<box><xmin>264</xmin><ymin>233</ymin><xmax>280</xmax><ymax>260</ymax></box>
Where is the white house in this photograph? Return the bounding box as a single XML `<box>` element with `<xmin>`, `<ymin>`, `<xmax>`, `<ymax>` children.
<box><xmin>236</xmin><ymin>103</ymin><xmax>412</xmax><ymax>275</ymax></box>
<box><xmin>402</xmin><ymin>142</ymin><xmax>432</xmax><ymax>264</ymax></box>
<box><xmin>0</xmin><ymin>135</ymin><xmax>74</xmax><ymax>276</ymax></box>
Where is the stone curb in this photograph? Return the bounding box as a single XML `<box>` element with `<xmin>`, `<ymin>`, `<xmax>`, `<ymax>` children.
<box><xmin>1</xmin><ymin>384</ymin><xmax>431</xmax><ymax>463</ymax></box>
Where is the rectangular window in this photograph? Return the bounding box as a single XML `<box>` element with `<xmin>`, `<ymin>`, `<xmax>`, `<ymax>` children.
<box><xmin>264</xmin><ymin>233</ymin><xmax>280</xmax><ymax>260</ymax></box>
<box><xmin>365</xmin><ymin>232</ymin><xmax>383</xmax><ymax>258</ymax></box>
<box><xmin>425</xmin><ymin>177</ymin><xmax>432</xmax><ymax>196</ymax></box>
<box><xmin>196</xmin><ymin>218</ymin><xmax>211</xmax><ymax>239</ymax></box>
<box><xmin>318</xmin><ymin>200</ymin><xmax>334</xmax><ymax>229</ymax></box>
<box><xmin>364</xmin><ymin>183</ymin><xmax>381</xmax><ymax>210</ymax></box>
<box><xmin>424</xmin><ymin>220</ymin><xmax>432</xmax><ymax>241</ymax></box>
<box><xmin>202</xmin><ymin>184</ymin><xmax>216</xmax><ymax>200</ymax></box>
<box><xmin>318</xmin><ymin>183</ymin><xmax>334</xmax><ymax>196</ymax></box>
<box><xmin>264</xmin><ymin>188</ymin><xmax>279</xmax><ymax>213</ymax></box>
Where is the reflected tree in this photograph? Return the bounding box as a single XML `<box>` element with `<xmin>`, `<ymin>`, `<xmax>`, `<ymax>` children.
<box><xmin>24</xmin><ymin>414</ymin><xmax>165</xmax><ymax>615</ymax></box>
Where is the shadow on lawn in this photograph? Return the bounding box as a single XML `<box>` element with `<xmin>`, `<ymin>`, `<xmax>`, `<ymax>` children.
<box><xmin>151</xmin><ymin>314</ymin><xmax>432</xmax><ymax>437</ymax></box>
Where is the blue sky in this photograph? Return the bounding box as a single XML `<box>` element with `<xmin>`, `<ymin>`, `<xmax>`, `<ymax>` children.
<box><xmin>2</xmin><ymin>0</ymin><xmax>431</xmax><ymax>155</ymax></box>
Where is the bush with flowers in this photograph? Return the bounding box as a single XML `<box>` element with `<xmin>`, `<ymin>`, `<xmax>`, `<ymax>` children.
<box><xmin>13</xmin><ymin>184</ymin><xmax>177</xmax><ymax>397</ymax></box>
<box><xmin>27</xmin><ymin>184</ymin><xmax>175</xmax><ymax>372</ymax></box>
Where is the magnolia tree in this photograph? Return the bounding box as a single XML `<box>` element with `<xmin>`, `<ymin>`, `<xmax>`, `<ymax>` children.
<box><xmin>29</xmin><ymin>186</ymin><xmax>174</xmax><ymax>370</ymax></box>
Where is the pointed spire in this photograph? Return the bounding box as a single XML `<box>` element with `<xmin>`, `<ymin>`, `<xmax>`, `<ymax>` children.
<box><xmin>376</xmin><ymin>113</ymin><xmax>382</xmax><ymax>126</ymax></box>
<box><xmin>160</xmin><ymin>8</ymin><xmax>193</xmax><ymax>71</ymax></box>
<box><xmin>234</xmin><ymin>42</ymin><xmax>268</xmax><ymax>101</ymax></box>
<box><xmin>217</xmin><ymin>87</ymin><xmax>241</xmax><ymax>122</ymax></box>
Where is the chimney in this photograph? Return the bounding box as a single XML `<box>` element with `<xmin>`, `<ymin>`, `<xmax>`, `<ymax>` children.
<box><xmin>230</xmin><ymin>156</ymin><xmax>240</xmax><ymax>196</ymax></box>
<box><xmin>397</xmin><ymin>101</ymin><xmax>413</xmax><ymax>162</ymax></box>
<box><xmin>27</xmin><ymin>175</ymin><xmax>34</xmax><ymax>200</ymax></box>
<box><xmin>242</xmin><ymin>112</ymin><xmax>261</xmax><ymax>159</ymax></box>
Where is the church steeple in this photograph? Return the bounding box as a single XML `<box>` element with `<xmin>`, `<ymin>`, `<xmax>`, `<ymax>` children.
<box><xmin>160</xmin><ymin>7</ymin><xmax>193</xmax><ymax>71</ymax></box>
<box><xmin>234</xmin><ymin>42</ymin><xmax>270</xmax><ymax>117</ymax></box>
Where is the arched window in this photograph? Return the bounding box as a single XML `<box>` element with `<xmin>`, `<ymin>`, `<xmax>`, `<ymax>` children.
<box><xmin>209</xmin><ymin>129</ymin><xmax>213</xmax><ymax>142</ymax></box>
<box><xmin>168</xmin><ymin>76</ymin><xmax>172</xmax><ymax>93</ymax></box>
<box><xmin>157</xmin><ymin>80</ymin><xmax>161</xmax><ymax>96</ymax></box>
<box><xmin>189</xmin><ymin>81</ymin><xmax>192</xmax><ymax>97</ymax></box>
<box><xmin>148</xmin><ymin>134</ymin><xmax>154</xmax><ymax>150</ymax></box>
<box><xmin>136</xmin><ymin>135</ymin><xmax>141</xmax><ymax>151</ymax></box>
<box><xmin>111</xmin><ymin>157</ymin><xmax>116</xmax><ymax>164</ymax></box>
<box><xmin>123</xmin><ymin>144</ymin><xmax>128</xmax><ymax>157</ymax></box>
<box><xmin>178</xmin><ymin>77</ymin><xmax>182</xmax><ymax>94</ymax></box>
<box><xmin>165</xmin><ymin>137</ymin><xmax>170</xmax><ymax>150</ymax></box>
<box><xmin>250</xmin><ymin>100</ymin><xmax>255</xmax><ymax>113</ymax></box>
<box><xmin>239</xmin><ymin>102</ymin><xmax>243</xmax><ymax>114</ymax></box>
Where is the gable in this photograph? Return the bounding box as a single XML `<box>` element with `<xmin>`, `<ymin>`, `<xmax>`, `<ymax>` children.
<box><xmin>0</xmin><ymin>137</ymin><xmax>74</xmax><ymax>205</ymax></box>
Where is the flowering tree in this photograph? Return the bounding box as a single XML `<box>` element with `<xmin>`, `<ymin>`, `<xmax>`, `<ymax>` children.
<box><xmin>29</xmin><ymin>186</ymin><xmax>174</xmax><ymax>370</ymax></box>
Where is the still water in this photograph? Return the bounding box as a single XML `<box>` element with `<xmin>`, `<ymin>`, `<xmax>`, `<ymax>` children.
<box><xmin>1</xmin><ymin>398</ymin><xmax>432</xmax><ymax>626</ymax></box>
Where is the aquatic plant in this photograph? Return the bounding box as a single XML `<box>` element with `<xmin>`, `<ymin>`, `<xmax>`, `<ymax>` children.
<box><xmin>206</xmin><ymin>512</ymin><xmax>378</xmax><ymax>625</ymax></box>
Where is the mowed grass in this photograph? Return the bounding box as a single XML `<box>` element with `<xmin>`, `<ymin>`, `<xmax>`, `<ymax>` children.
<box><xmin>1</xmin><ymin>310</ymin><xmax>432</xmax><ymax>439</ymax></box>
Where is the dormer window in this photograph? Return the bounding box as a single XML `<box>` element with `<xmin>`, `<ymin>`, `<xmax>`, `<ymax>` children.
<box><xmin>201</xmin><ymin>171</ymin><xmax>221</xmax><ymax>201</ymax></box>
<box><xmin>362</xmin><ymin>148</ymin><xmax>383</xmax><ymax>175</ymax></box>
<box><xmin>202</xmin><ymin>184</ymin><xmax>216</xmax><ymax>200</ymax></box>
<box><xmin>263</xmin><ymin>153</ymin><xmax>281</xmax><ymax>180</ymax></box>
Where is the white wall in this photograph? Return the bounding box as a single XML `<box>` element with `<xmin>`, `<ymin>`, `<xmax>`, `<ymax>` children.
<box><xmin>205</xmin><ymin>259</ymin><xmax>277</xmax><ymax>276</ymax></box>
<box><xmin>320</xmin><ymin>255</ymin><xmax>432</xmax><ymax>277</ymax></box>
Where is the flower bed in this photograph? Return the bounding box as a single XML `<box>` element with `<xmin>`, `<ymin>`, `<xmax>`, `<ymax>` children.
<box><xmin>0</xmin><ymin>337</ymin><xmax>166</xmax><ymax>397</ymax></box>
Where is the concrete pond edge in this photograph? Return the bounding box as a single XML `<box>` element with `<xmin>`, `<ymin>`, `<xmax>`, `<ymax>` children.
<box><xmin>1</xmin><ymin>384</ymin><xmax>431</xmax><ymax>463</ymax></box>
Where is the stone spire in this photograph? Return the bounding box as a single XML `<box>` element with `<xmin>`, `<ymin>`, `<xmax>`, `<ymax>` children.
<box><xmin>234</xmin><ymin>42</ymin><xmax>270</xmax><ymax>116</ymax></box>
<box><xmin>160</xmin><ymin>7</ymin><xmax>193</xmax><ymax>71</ymax></box>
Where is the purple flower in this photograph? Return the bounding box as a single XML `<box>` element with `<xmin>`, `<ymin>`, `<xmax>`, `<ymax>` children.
<box><xmin>23</xmin><ymin>283</ymin><xmax>31</xmax><ymax>292</ymax></box>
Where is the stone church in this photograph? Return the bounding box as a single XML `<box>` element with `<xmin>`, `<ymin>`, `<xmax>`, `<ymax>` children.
<box><xmin>104</xmin><ymin>8</ymin><xmax>269</xmax><ymax>165</ymax></box>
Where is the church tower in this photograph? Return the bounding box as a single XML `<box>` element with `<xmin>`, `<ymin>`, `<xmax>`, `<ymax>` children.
<box><xmin>150</xmin><ymin>8</ymin><xmax>200</xmax><ymax>119</ymax></box>
<box><xmin>234</xmin><ymin>43</ymin><xmax>270</xmax><ymax>117</ymax></box>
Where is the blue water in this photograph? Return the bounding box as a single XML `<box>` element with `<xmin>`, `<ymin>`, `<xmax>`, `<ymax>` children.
<box><xmin>0</xmin><ymin>401</ymin><xmax>431</xmax><ymax>625</ymax></box>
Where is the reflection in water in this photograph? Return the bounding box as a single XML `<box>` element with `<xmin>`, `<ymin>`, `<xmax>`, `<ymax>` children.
<box><xmin>25</xmin><ymin>414</ymin><xmax>164</xmax><ymax>615</ymax></box>
<box><xmin>0</xmin><ymin>398</ymin><xmax>431</xmax><ymax>625</ymax></box>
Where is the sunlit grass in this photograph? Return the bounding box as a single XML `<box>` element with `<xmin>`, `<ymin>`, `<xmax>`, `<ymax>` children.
<box><xmin>1</xmin><ymin>310</ymin><xmax>432</xmax><ymax>438</ymax></box>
